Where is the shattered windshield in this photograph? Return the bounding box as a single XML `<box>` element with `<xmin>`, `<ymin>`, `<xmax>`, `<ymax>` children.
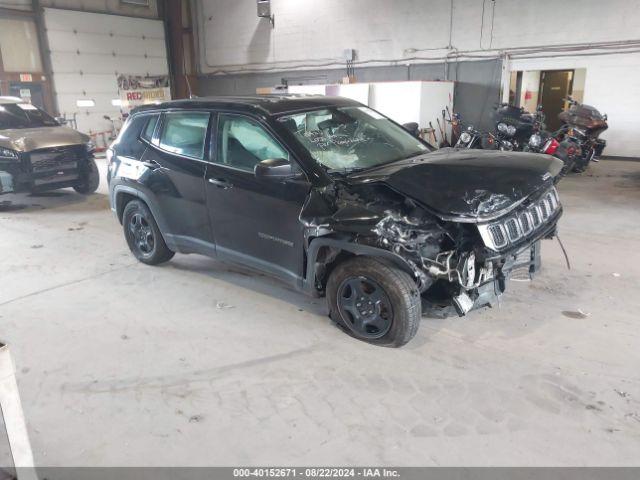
<box><xmin>0</xmin><ymin>103</ymin><xmax>59</xmax><ymax>129</ymax></box>
<box><xmin>278</xmin><ymin>106</ymin><xmax>431</xmax><ymax>172</ymax></box>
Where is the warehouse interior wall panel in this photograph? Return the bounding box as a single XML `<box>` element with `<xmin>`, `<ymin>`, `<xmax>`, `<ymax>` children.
<box><xmin>43</xmin><ymin>7</ymin><xmax>168</xmax><ymax>133</ymax></box>
<box><xmin>197</xmin><ymin>0</ymin><xmax>640</xmax><ymax>75</ymax></box>
<box><xmin>198</xmin><ymin>59</ymin><xmax>502</xmax><ymax>132</ymax></box>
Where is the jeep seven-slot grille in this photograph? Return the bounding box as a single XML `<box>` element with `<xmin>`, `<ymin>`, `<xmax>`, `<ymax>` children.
<box><xmin>477</xmin><ymin>187</ymin><xmax>561</xmax><ymax>251</ymax></box>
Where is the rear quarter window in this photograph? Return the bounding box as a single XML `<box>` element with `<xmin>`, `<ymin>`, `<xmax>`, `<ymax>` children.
<box><xmin>116</xmin><ymin>114</ymin><xmax>152</xmax><ymax>158</ymax></box>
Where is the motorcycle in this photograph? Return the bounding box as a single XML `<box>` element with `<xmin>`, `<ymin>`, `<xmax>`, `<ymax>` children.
<box><xmin>492</xmin><ymin>103</ymin><xmax>538</xmax><ymax>151</ymax></box>
<box><xmin>557</xmin><ymin>96</ymin><xmax>608</xmax><ymax>172</ymax></box>
<box><xmin>452</xmin><ymin>114</ymin><xmax>514</xmax><ymax>150</ymax></box>
<box><xmin>522</xmin><ymin>106</ymin><xmax>582</xmax><ymax>176</ymax></box>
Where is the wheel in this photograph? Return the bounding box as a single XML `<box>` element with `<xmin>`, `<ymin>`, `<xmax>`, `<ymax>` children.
<box><xmin>572</xmin><ymin>162</ymin><xmax>587</xmax><ymax>173</ymax></box>
<box><xmin>122</xmin><ymin>200</ymin><xmax>174</xmax><ymax>265</ymax></box>
<box><xmin>326</xmin><ymin>257</ymin><xmax>421</xmax><ymax>347</ymax></box>
<box><xmin>73</xmin><ymin>158</ymin><xmax>100</xmax><ymax>194</ymax></box>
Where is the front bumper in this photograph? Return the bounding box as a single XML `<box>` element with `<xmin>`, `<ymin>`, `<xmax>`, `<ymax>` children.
<box><xmin>452</xmin><ymin>240</ymin><xmax>543</xmax><ymax>315</ymax></box>
<box><xmin>0</xmin><ymin>145</ymin><xmax>87</xmax><ymax>195</ymax></box>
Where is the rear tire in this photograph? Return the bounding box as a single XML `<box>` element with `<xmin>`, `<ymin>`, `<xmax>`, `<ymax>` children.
<box><xmin>73</xmin><ymin>158</ymin><xmax>100</xmax><ymax>194</ymax></box>
<box><xmin>122</xmin><ymin>200</ymin><xmax>174</xmax><ymax>265</ymax></box>
<box><xmin>327</xmin><ymin>257</ymin><xmax>421</xmax><ymax>347</ymax></box>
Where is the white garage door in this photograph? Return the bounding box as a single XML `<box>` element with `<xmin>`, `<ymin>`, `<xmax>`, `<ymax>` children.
<box><xmin>43</xmin><ymin>7</ymin><xmax>168</xmax><ymax>137</ymax></box>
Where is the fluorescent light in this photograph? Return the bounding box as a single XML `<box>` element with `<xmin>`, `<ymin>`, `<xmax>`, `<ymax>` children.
<box><xmin>111</xmin><ymin>99</ymin><xmax>122</xmax><ymax>106</ymax></box>
<box><xmin>76</xmin><ymin>99</ymin><xmax>95</xmax><ymax>107</ymax></box>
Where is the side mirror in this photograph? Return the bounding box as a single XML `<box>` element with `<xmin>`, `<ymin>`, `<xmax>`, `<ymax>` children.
<box><xmin>254</xmin><ymin>158</ymin><xmax>294</xmax><ymax>179</ymax></box>
<box><xmin>55</xmin><ymin>116</ymin><xmax>67</xmax><ymax>125</ymax></box>
<box><xmin>402</xmin><ymin>122</ymin><xmax>420</xmax><ymax>137</ymax></box>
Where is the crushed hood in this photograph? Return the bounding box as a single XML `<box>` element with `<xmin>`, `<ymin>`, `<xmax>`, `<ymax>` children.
<box><xmin>348</xmin><ymin>149</ymin><xmax>563</xmax><ymax>221</ymax></box>
<box><xmin>0</xmin><ymin>126</ymin><xmax>89</xmax><ymax>152</ymax></box>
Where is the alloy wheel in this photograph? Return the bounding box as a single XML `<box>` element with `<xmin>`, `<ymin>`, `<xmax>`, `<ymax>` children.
<box><xmin>128</xmin><ymin>212</ymin><xmax>155</xmax><ymax>255</ymax></box>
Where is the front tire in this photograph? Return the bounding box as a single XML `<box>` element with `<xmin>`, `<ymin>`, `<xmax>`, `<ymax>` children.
<box><xmin>327</xmin><ymin>257</ymin><xmax>421</xmax><ymax>347</ymax></box>
<box><xmin>122</xmin><ymin>200</ymin><xmax>174</xmax><ymax>265</ymax></box>
<box><xmin>73</xmin><ymin>158</ymin><xmax>100</xmax><ymax>194</ymax></box>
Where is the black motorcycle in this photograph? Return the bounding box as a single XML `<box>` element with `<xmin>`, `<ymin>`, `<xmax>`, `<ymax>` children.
<box><xmin>492</xmin><ymin>103</ymin><xmax>539</xmax><ymax>151</ymax></box>
<box><xmin>521</xmin><ymin>106</ymin><xmax>581</xmax><ymax>176</ymax></box>
<box><xmin>557</xmin><ymin>96</ymin><xmax>608</xmax><ymax>172</ymax></box>
<box><xmin>452</xmin><ymin>114</ymin><xmax>513</xmax><ymax>150</ymax></box>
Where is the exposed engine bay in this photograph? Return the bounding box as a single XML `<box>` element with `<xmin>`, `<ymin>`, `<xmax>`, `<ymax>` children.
<box><xmin>304</xmin><ymin>178</ymin><xmax>561</xmax><ymax>317</ymax></box>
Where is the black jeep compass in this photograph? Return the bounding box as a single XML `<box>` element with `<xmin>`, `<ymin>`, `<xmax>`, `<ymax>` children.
<box><xmin>107</xmin><ymin>95</ymin><xmax>563</xmax><ymax>347</ymax></box>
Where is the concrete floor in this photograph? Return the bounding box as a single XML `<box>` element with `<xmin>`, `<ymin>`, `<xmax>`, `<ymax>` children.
<box><xmin>0</xmin><ymin>159</ymin><xmax>639</xmax><ymax>467</ymax></box>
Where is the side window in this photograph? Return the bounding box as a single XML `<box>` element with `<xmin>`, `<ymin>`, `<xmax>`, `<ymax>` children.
<box><xmin>159</xmin><ymin>112</ymin><xmax>210</xmax><ymax>159</ymax></box>
<box><xmin>215</xmin><ymin>114</ymin><xmax>289</xmax><ymax>172</ymax></box>
<box><xmin>141</xmin><ymin>114</ymin><xmax>160</xmax><ymax>142</ymax></box>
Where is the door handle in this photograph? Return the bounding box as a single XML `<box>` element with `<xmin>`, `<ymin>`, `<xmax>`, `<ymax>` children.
<box><xmin>208</xmin><ymin>177</ymin><xmax>233</xmax><ymax>189</ymax></box>
<box><xmin>141</xmin><ymin>160</ymin><xmax>161</xmax><ymax>170</ymax></box>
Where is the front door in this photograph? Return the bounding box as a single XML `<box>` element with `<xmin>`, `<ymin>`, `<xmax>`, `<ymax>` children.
<box><xmin>141</xmin><ymin>110</ymin><xmax>213</xmax><ymax>248</ymax></box>
<box><xmin>205</xmin><ymin>113</ymin><xmax>310</xmax><ymax>285</ymax></box>
<box><xmin>539</xmin><ymin>70</ymin><xmax>574</xmax><ymax>131</ymax></box>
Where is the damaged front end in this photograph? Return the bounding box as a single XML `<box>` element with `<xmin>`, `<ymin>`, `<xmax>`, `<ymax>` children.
<box><xmin>307</xmin><ymin>179</ymin><xmax>562</xmax><ymax>317</ymax></box>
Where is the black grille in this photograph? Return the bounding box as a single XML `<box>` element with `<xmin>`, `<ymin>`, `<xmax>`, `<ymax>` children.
<box><xmin>30</xmin><ymin>145</ymin><xmax>83</xmax><ymax>173</ymax></box>
<box><xmin>539</xmin><ymin>201</ymin><xmax>549</xmax><ymax>220</ymax></box>
<box><xmin>505</xmin><ymin>218</ymin><xmax>521</xmax><ymax>241</ymax></box>
<box><xmin>489</xmin><ymin>225</ymin><xmax>507</xmax><ymax>248</ymax></box>
<box><xmin>519</xmin><ymin>213</ymin><xmax>532</xmax><ymax>234</ymax></box>
<box><xmin>480</xmin><ymin>187</ymin><xmax>561</xmax><ymax>251</ymax></box>
<box><xmin>530</xmin><ymin>207</ymin><xmax>541</xmax><ymax>226</ymax></box>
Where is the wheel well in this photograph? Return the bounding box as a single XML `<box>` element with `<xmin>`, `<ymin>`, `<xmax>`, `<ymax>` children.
<box><xmin>306</xmin><ymin>240</ymin><xmax>418</xmax><ymax>295</ymax></box>
<box><xmin>115</xmin><ymin>192</ymin><xmax>137</xmax><ymax>224</ymax></box>
<box><xmin>317</xmin><ymin>247</ymin><xmax>354</xmax><ymax>290</ymax></box>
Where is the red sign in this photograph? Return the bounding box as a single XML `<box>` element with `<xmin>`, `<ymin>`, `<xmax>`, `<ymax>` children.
<box><xmin>19</xmin><ymin>73</ymin><xmax>33</xmax><ymax>82</ymax></box>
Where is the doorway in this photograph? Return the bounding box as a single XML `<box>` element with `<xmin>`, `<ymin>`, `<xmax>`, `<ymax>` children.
<box><xmin>9</xmin><ymin>82</ymin><xmax>45</xmax><ymax>110</ymax></box>
<box><xmin>539</xmin><ymin>70</ymin><xmax>574</xmax><ymax>131</ymax></box>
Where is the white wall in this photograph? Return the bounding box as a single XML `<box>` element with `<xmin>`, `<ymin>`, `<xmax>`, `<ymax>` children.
<box><xmin>510</xmin><ymin>54</ymin><xmax>640</xmax><ymax>157</ymax></box>
<box><xmin>197</xmin><ymin>0</ymin><xmax>640</xmax><ymax>157</ymax></box>
<box><xmin>197</xmin><ymin>0</ymin><xmax>640</xmax><ymax>74</ymax></box>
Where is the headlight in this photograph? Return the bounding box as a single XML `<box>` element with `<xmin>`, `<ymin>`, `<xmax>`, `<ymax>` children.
<box><xmin>506</xmin><ymin>125</ymin><xmax>516</xmax><ymax>136</ymax></box>
<box><xmin>460</xmin><ymin>131</ymin><xmax>472</xmax><ymax>143</ymax></box>
<box><xmin>85</xmin><ymin>140</ymin><xmax>96</xmax><ymax>153</ymax></box>
<box><xmin>0</xmin><ymin>146</ymin><xmax>19</xmax><ymax>160</ymax></box>
<box><xmin>497</xmin><ymin>122</ymin><xmax>508</xmax><ymax>134</ymax></box>
<box><xmin>529</xmin><ymin>133</ymin><xmax>542</xmax><ymax>148</ymax></box>
<box><xmin>572</xmin><ymin>127</ymin><xmax>587</xmax><ymax>137</ymax></box>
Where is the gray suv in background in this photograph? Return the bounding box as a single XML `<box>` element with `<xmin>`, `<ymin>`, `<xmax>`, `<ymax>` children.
<box><xmin>0</xmin><ymin>96</ymin><xmax>99</xmax><ymax>196</ymax></box>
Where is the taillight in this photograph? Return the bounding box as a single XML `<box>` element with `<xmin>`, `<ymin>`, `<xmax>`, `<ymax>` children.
<box><xmin>543</xmin><ymin>139</ymin><xmax>559</xmax><ymax>155</ymax></box>
<box><xmin>567</xmin><ymin>146</ymin><xmax>576</xmax><ymax>155</ymax></box>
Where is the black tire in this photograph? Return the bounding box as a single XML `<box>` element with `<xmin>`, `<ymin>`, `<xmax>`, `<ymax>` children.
<box><xmin>327</xmin><ymin>256</ymin><xmax>421</xmax><ymax>347</ymax></box>
<box><xmin>122</xmin><ymin>199</ymin><xmax>174</xmax><ymax>265</ymax></box>
<box><xmin>73</xmin><ymin>158</ymin><xmax>100</xmax><ymax>194</ymax></box>
<box><xmin>572</xmin><ymin>162</ymin><xmax>587</xmax><ymax>173</ymax></box>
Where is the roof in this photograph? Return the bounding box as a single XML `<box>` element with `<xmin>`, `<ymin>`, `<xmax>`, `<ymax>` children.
<box><xmin>0</xmin><ymin>96</ymin><xmax>25</xmax><ymax>105</ymax></box>
<box><xmin>130</xmin><ymin>94</ymin><xmax>363</xmax><ymax>116</ymax></box>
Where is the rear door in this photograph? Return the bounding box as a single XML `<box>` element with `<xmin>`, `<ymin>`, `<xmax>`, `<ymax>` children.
<box><xmin>204</xmin><ymin>112</ymin><xmax>310</xmax><ymax>285</ymax></box>
<box><xmin>139</xmin><ymin>110</ymin><xmax>214</xmax><ymax>246</ymax></box>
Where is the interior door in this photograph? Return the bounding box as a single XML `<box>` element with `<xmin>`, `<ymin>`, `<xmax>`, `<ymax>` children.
<box><xmin>142</xmin><ymin>110</ymin><xmax>213</xmax><ymax>248</ymax></box>
<box><xmin>205</xmin><ymin>113</ymin><xmax>310</xmax><ymax>285</ymax></box>
<box><xmin>539</xmin><ymin>70</ymin><xmax>574</xmax><ymax>131</ymax></box>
